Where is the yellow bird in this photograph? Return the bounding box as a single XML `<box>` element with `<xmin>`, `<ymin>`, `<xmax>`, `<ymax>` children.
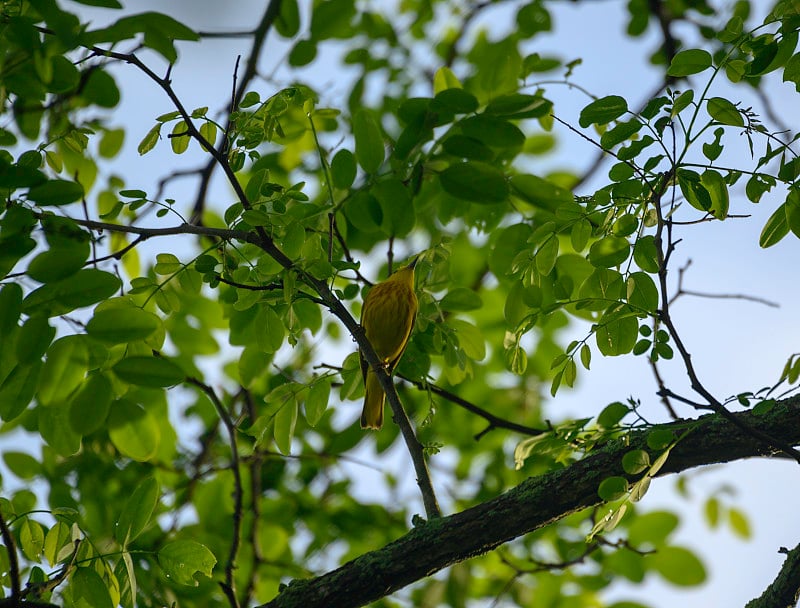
<box><xmin>359</xmin><ymin>257</ymin><xmax>419</xmax><ymax>429</ymax></box>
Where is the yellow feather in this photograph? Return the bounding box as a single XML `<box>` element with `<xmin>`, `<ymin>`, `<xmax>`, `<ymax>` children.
<box><xmin>359</xmin><ymin>258</ymin><xmax>419</xmax><ymax>429</ymax></box>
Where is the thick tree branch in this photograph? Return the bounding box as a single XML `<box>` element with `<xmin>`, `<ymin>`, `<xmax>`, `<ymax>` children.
<box><xmin>260</xmin><ymin>397</ymin><xmax>800</xmax><ymax>608</ymax></box>
<box><xmin>746</xmin><ymin>542</ymin><xmax>800</xmax><ymax>608</ymax></box>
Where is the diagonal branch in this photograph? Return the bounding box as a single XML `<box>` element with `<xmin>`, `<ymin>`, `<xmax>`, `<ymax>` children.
<box><xmin>260</xmin><ymin>397</ymin><xmax>800</xmax><ymax>608</ymax></box>
<box><xmin>746</xmin><ymin>542</ymin><xmax>800</xmax><ymax>608</ymax></box>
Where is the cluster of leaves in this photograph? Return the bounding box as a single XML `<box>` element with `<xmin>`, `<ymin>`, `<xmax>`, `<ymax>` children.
<box><xmin>0</xmin><ymin>0</ymin><xmax>798</xmax><ymax>607</ymax></box>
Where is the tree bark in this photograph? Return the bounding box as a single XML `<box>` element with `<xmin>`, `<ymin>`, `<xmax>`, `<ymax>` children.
<box><xmin>260</xmin><ymin>397</ymin><xmax>800</xmax><ymax>608</ymax></box>
<box><xmin>746</xmin><ymin>541</ymin><xmax>800</xmax><ymax>608</ymax></box>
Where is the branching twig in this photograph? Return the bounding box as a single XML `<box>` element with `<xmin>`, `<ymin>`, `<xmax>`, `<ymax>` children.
<box><xmin>652</xmin><ymin>172</ymin><xmax>800</xmax><ymax>462</ymax></box>
<box><xmin>89</xmin><ymin>40</ymin><xmax>442</xmax><ymax>520</ymax></box>
<box><xmin>669</xmin><ymin>259</ymin><xmax>780</xmax><ymax>308</ymax></box>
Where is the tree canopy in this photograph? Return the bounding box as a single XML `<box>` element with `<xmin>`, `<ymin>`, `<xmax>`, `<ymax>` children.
<box><xmin>0</xmin><ymin>0</ymin><xmax>799</xmax><ymax>607</ymax></box>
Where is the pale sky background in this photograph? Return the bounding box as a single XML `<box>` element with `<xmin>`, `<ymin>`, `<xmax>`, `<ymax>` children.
<box><xmin>14</xmin><ymin>1</ymin><xmax>800</xmax><ymax>606</ymax></box>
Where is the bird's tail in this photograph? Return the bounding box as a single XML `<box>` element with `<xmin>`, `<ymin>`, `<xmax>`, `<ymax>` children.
<box><xmin>360</xmin><ymin>368</ymin><xmax>385</xmax><ymax>429</ymax></box>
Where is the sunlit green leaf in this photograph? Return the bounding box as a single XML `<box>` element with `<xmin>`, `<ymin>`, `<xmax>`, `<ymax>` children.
<box><xmin>116</xmin><ymin>477</ymin><xmax>159</xmax><ymax>546</ymax></box>
<box><xmin>666</xmin><ymin>49</ymin><xmax>712</xmax><ymax>76</ymax></box>
<box><xmin>108</xmin><ymin>399</ymin><xmax>160</xmax><ymax>462</ymax></box>
<box><xmin>158</xmin><ymin>540</ymin><xmax>216</xmax><ymax>586</ymax></box>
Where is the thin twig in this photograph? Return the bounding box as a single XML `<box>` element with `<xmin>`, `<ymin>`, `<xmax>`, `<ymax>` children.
<box><xmin>186</xmin><ymin>378</ymin><xmax>244</xmax><ymax>608</ymax></box>
<box><xmin>397</xmin><ymin>373</ymin><xmax>546</xmax><ymax>438</ymax></box>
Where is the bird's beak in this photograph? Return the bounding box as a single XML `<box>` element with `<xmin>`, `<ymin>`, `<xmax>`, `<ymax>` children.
<box><xmin>408</xmin><ymin>255</ymin><xmax>420</xmax><ymax>269</ymax></box>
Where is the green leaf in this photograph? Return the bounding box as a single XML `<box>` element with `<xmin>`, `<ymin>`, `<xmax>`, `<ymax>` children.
<box><xmin>198</xmin><ymin>121</ymin><xmax>217</xmax><ymax>150</ymax></box>
<box><xmin>81</xmin><ymin>69</ymin><xmax>120</xmax><ymax>108</ymax></box>
<box><xmin>485</xmin><ymin>94</ymin><xmax>551</xmax><ymax>119</ymax></box>
<box><xmin>629</xmin><ymin>511</ymin><xmax>679</xmax><ymax>546</ymax></box>
<box><xmin>352</xmin><ymin>109</ymin><xmax>384</xmax><ymax>173</ymax></box>
<box><xmin>305</xmin><ymin>379</ymin><xmax>330</xmax><ymax>426</ymax></box>
<box><xmin>598</xmin><ymin>476</ymin><xmax>629</xmax><ymax>501</ymax></box>
<box><xmin>433</xmin><ymin>66</ymin><xmax>462</xmax><ymax>94</ymax></box>
<box><xmin>511</xmin><ymin>173</ymin><xmax>573</xmax><ymax>212</ymax></box>
<box><xmin>673</xmin><ymin>90</ymin><xmax>696</xmax><ymax>115</ymax></box>
<box><xmin>648</xmin><ymin>546</ymin><xmax>706</xmax><ymax>586</ymax></box>
<box><xmin>27</xmin><ymin>179</ymin><xmax>84</xmax><ymax>206</ymax></box>
<box><xmin>115</xmin><ymin>477</ymin><xmax>159</xmax><ymax>546</ymax></box>
<box><xmin>451</xmin><ymin>319</ymin><xmax>486</xmax><ymax>360</ymax></box>
<box><xmin>596</xmin><ymin>312</ymin><xmax>638</xmax><ymax>356</ymax></box>
<box><xmin>597</xmin><ymin>402</ymin><xmax>629</xmax><ymax>428</ymax></box>
<box><xmin>71</xmin><ymin>567</ymin><xmax>113</xmax><ymax>608</ymax></box>
<box><xmin>622</xmin><ymin>449</ymin><xmax>650</xmax><ymax>475</ymax></box>
<box><xmin>108</xmin><ymin>399</ymin><xmax>160</xmax><ymax>462</ymax></box>
<box><xmin>16</xmin><ymin>314</ymin><xmax>55</xmax><ymax>363</ymax></box>
<box><xmin>274</xmin><ymin>395</ymin><xmax>298</xmax><ymax>455</ymax></box>
<box><xmin>571</xmin><ymin>218</ymin><xmax>592</xmax><ymax>252</ymax></box>
<box><xmin>86</xmin><ymin>307</ymin><xmax>161</xmax><ymax>344</ymax></box>
<box><xmin>4</xmin><ymin>451</ymin><xmax>41</xmax><ymax>479</ymax></box>
<box><xmin>43</xmin><ymin>521</ymin><xmax>72</xmax><ymax>567</ymax></box>
<box><xmin>27</xmin><ymin>244</ymin><xmax>90</xmax><ymax>283</ymax></box>
<box><xmin>760</xmin><ymin>203</ymin><xmax>790</xmax><ymax>247</ymax></box>
<box><xmin>580</xmin><ymin>344</ymin><xmax>591</xmax><ymax>369</ymax></box>
<box><xmin>69</xmin><ymin>373</ymin><xmax>113</xmax><ymax>435</ymax></box>
<box><xmin>0</xmin><ymin>283</ymin><xmax>23</xmax><ymax>337</ymax></box>
<box><xmin>38</xmin><ymin>336</ymin><xmax>89</xmax><ymax>406</ymax></box>
<box><xmin>440</xmin><ymin>161</ymin><xmax>508</xmax><ymax>203</ymax></box>
<box><xmin>633</xmin><ymin>235</ymin><xmax>660</xmax><ymax>272</ymax></box>
<box><xmin>22</xmin><ymin>269</ymin><xmax>121</xmax><ymax>317</ymax></box>
<box><xmin>20</xmin><ymin>518</ymin><xmax>44</xmax><ymax>561</ymax></box>
<box><xmin>157</xmin><ymin>540</ymin><xmax>216</xmax><ymax>586</ymax></box>
<box><xmin>432</xmin><ymin>88</ymin><xmax>479</xmax><ymax>114</ymax></box>
<box><xmin>677</xmin><ymin>169</ymin><xmax>712</xmax><ymax>212</ymax></box>
<box><xmin>701</xmin><ymin>169</ymin><xmax>729</xmax><ymax>219</ymax></box>
<box><xmin>588</xmin><ymin>236</ymin><xmax>631</xmax><ymax>268</ymax></box>
<box><xmin>536</xmin><ymin>236</ymin><xmax>559</xmax><ymax>276</ymax></box>
<box><xmin>601</xmin><ymin>119</ymin><xmax>644</xmax><ymax>149</ymax></box>
<box><xmin>113</xmin><ymin>356</ymin><xmax>184</xmax><ymax>387</ymax></box>
<box><xmin>73</xmin><ymin>0</ymin><xmax>123</xmax><ymax>7</ymax></box>
<box><xmin>666</xmin><ymin>49</ymin><xmax>712</xmax><ymax>77</ymax></box>
<box><xmin>256</xmin><ymin>307</ymin><xmax>285</xmax><ymax>353</ymax></box>
<box><xmin>707</xmin><ymin>97</ymin><xmax>744</xmax><ymax>127</ymax></box>
<box><xmin>783</xmin><ymin>51</ymin><xmax>800</xmax><ymax>92</ymax></box>
<box><xmin>626</xmin><ymin>272</ymin><xmax>659</xmax><ymax>312</ymax></box>
<box><xmin>373</xmin><ymin>177</ymin><xmax>415</xmax><ymax>236</ymax></box>
<box><xmin>647</xmin><ymin>428</ymin><xmax>674</xmax><ymax>450</ymax></box>
<box><xmin>310</xmin><ymin>0</ymin><xmax>356</xmax><ymax>40</ymax></box>
<box><xmin>275</xmin><ymin>0</ymin><xmax>300</xmax><ymax>37</ymax></box>
<box><xmin>171</xmin><ymin>120</ymin><xmax>190</xmax><ymax>154</ymax></box>
<box><xmin>728</xmin><ymin>508</ymin><xmax>751</xmax><ymax>539</ymax></box>
<box><xmin>138</xmin><ymin>123</ymin><xmax>161</xmax><ymax>155</ymax></box>
<box><xmin>331</xmin><ymin>149</ymin><xmax>357</xmax><ymax>189</ymax></box>
<box><xmin>440</xmin><ymin>288</ymin><xmax>482</xmax><ymax>311</ymax></box>
<box><xmin>460</xmin><ymin>116</ymin><xmax>525</xmax><ymax>148</ymax></box>
<box><xmin>579</xmin><ymin>95</ymin><xmax>628</xmax><ymax>128</ymax></box>
<box><xmin>0</xmin><ymin>361</ymin><xmax>42</xmax><ymax>421</ymax></box>
<box><xmin>99</xmin><ymin>127</ymin><xmax>125</xmax><ymax>158</ymax></box>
